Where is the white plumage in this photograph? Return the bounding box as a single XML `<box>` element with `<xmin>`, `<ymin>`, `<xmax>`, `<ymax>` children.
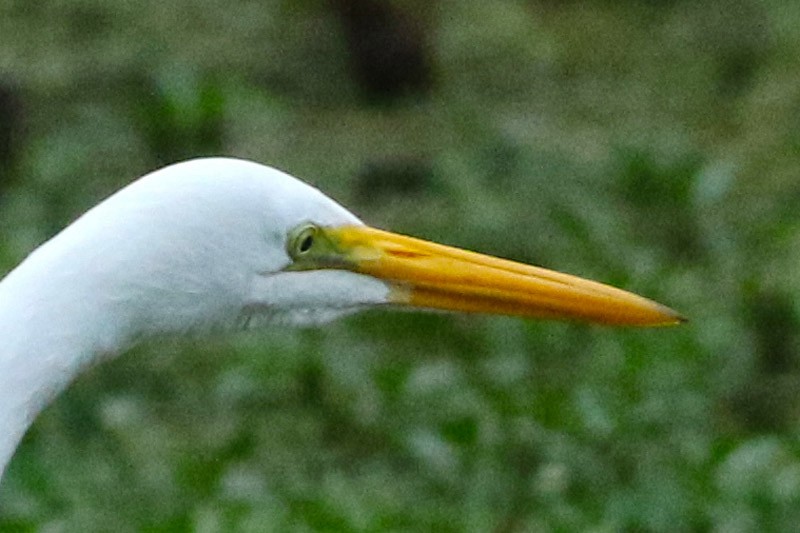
<box><xmin>0</xmin><ymin>157</ymin><xmax>681</xmax><ymax>480</ymax></box>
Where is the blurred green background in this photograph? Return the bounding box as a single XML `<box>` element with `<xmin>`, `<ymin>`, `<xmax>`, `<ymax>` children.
<box><xmin>1</xmin><ymin>0</ymin><xmax>800</xmax><ymax>530</ymax></box>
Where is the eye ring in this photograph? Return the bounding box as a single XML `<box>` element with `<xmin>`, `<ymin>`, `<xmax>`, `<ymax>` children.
<box><xmin>290</xmin><ymin>224</ymin><xmax>319</xmax><ymax>258</ymax></box>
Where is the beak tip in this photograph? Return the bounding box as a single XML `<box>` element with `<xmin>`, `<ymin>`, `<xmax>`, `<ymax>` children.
<box><xmin>655</xmin><ymin>305</ymin><xmax>688</xmax><ymax>327</ymax></box>
<box><xmin>674</xmin><ymin>314</ymin><xmax>689</xmax><ymax>325</ymax></box>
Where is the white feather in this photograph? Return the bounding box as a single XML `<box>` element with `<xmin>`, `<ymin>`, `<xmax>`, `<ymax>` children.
<box><xmin>0</xmin><ymin>158</ymin><xmax>391</xmax><ymax>478</ymax></box>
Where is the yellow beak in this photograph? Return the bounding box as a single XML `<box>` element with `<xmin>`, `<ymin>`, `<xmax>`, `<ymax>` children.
<box><xmin>329</xmin><ymin>226</ymin><xmax>684</xmax><ymax>326</ymax></box>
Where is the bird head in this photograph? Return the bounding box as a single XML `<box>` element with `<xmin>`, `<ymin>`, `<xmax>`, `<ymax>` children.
<box><xmin>35</xmin><ymin>157</ymin><xmax>681</xmax><ymax>343</ymax></box>
<box><xmin>158</xmin><ymin>158</ymin><xmax>684</xmax><ymax>330</ymax></box>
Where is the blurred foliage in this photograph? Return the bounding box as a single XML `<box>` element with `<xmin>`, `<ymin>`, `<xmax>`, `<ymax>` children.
<box><xmin>1</xmin><ymin>0</ymin><xmax>800</xmax><ymax>530</ymax></box>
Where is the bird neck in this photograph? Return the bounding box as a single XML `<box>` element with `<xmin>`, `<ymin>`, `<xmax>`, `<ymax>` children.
<box><xmin>0</xmin><ymin>251</ymin><xmax>127</xmax><ymax>480</ymax></box>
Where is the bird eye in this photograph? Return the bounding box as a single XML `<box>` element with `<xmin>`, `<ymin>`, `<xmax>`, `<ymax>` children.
<box><xmin>299</xmin><ymin>233</ymin><xmax>314</xmax><ymax>253</ymax></box>
<box><xmin>289</xmin><ymin>224</ymin><xmax>319</xmax><ymax>258</ymax></box>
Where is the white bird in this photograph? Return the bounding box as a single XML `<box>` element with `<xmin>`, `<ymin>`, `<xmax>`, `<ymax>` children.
<box><xmin>0</xmin><ymin>157</ymin><xmax>683</xmax><ymax>481</ymax></box>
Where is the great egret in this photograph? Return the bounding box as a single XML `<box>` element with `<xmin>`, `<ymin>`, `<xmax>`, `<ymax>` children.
<box><xmin>0</xmin><ymin>157</ymin><xmax>682</xmax><ymax>480</ymax></box>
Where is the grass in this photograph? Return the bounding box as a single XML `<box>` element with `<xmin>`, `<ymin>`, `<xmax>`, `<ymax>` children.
<box><xmin>2</xmin><ymin>0</ymin><xmax>800</xmax><ymax>530</ymax></box>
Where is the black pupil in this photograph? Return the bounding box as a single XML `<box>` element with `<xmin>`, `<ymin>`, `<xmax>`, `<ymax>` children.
<box><xmin>299</xmin><ymin>234</ymin><xmax>313</xmax><ymax>253</ymax></box>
